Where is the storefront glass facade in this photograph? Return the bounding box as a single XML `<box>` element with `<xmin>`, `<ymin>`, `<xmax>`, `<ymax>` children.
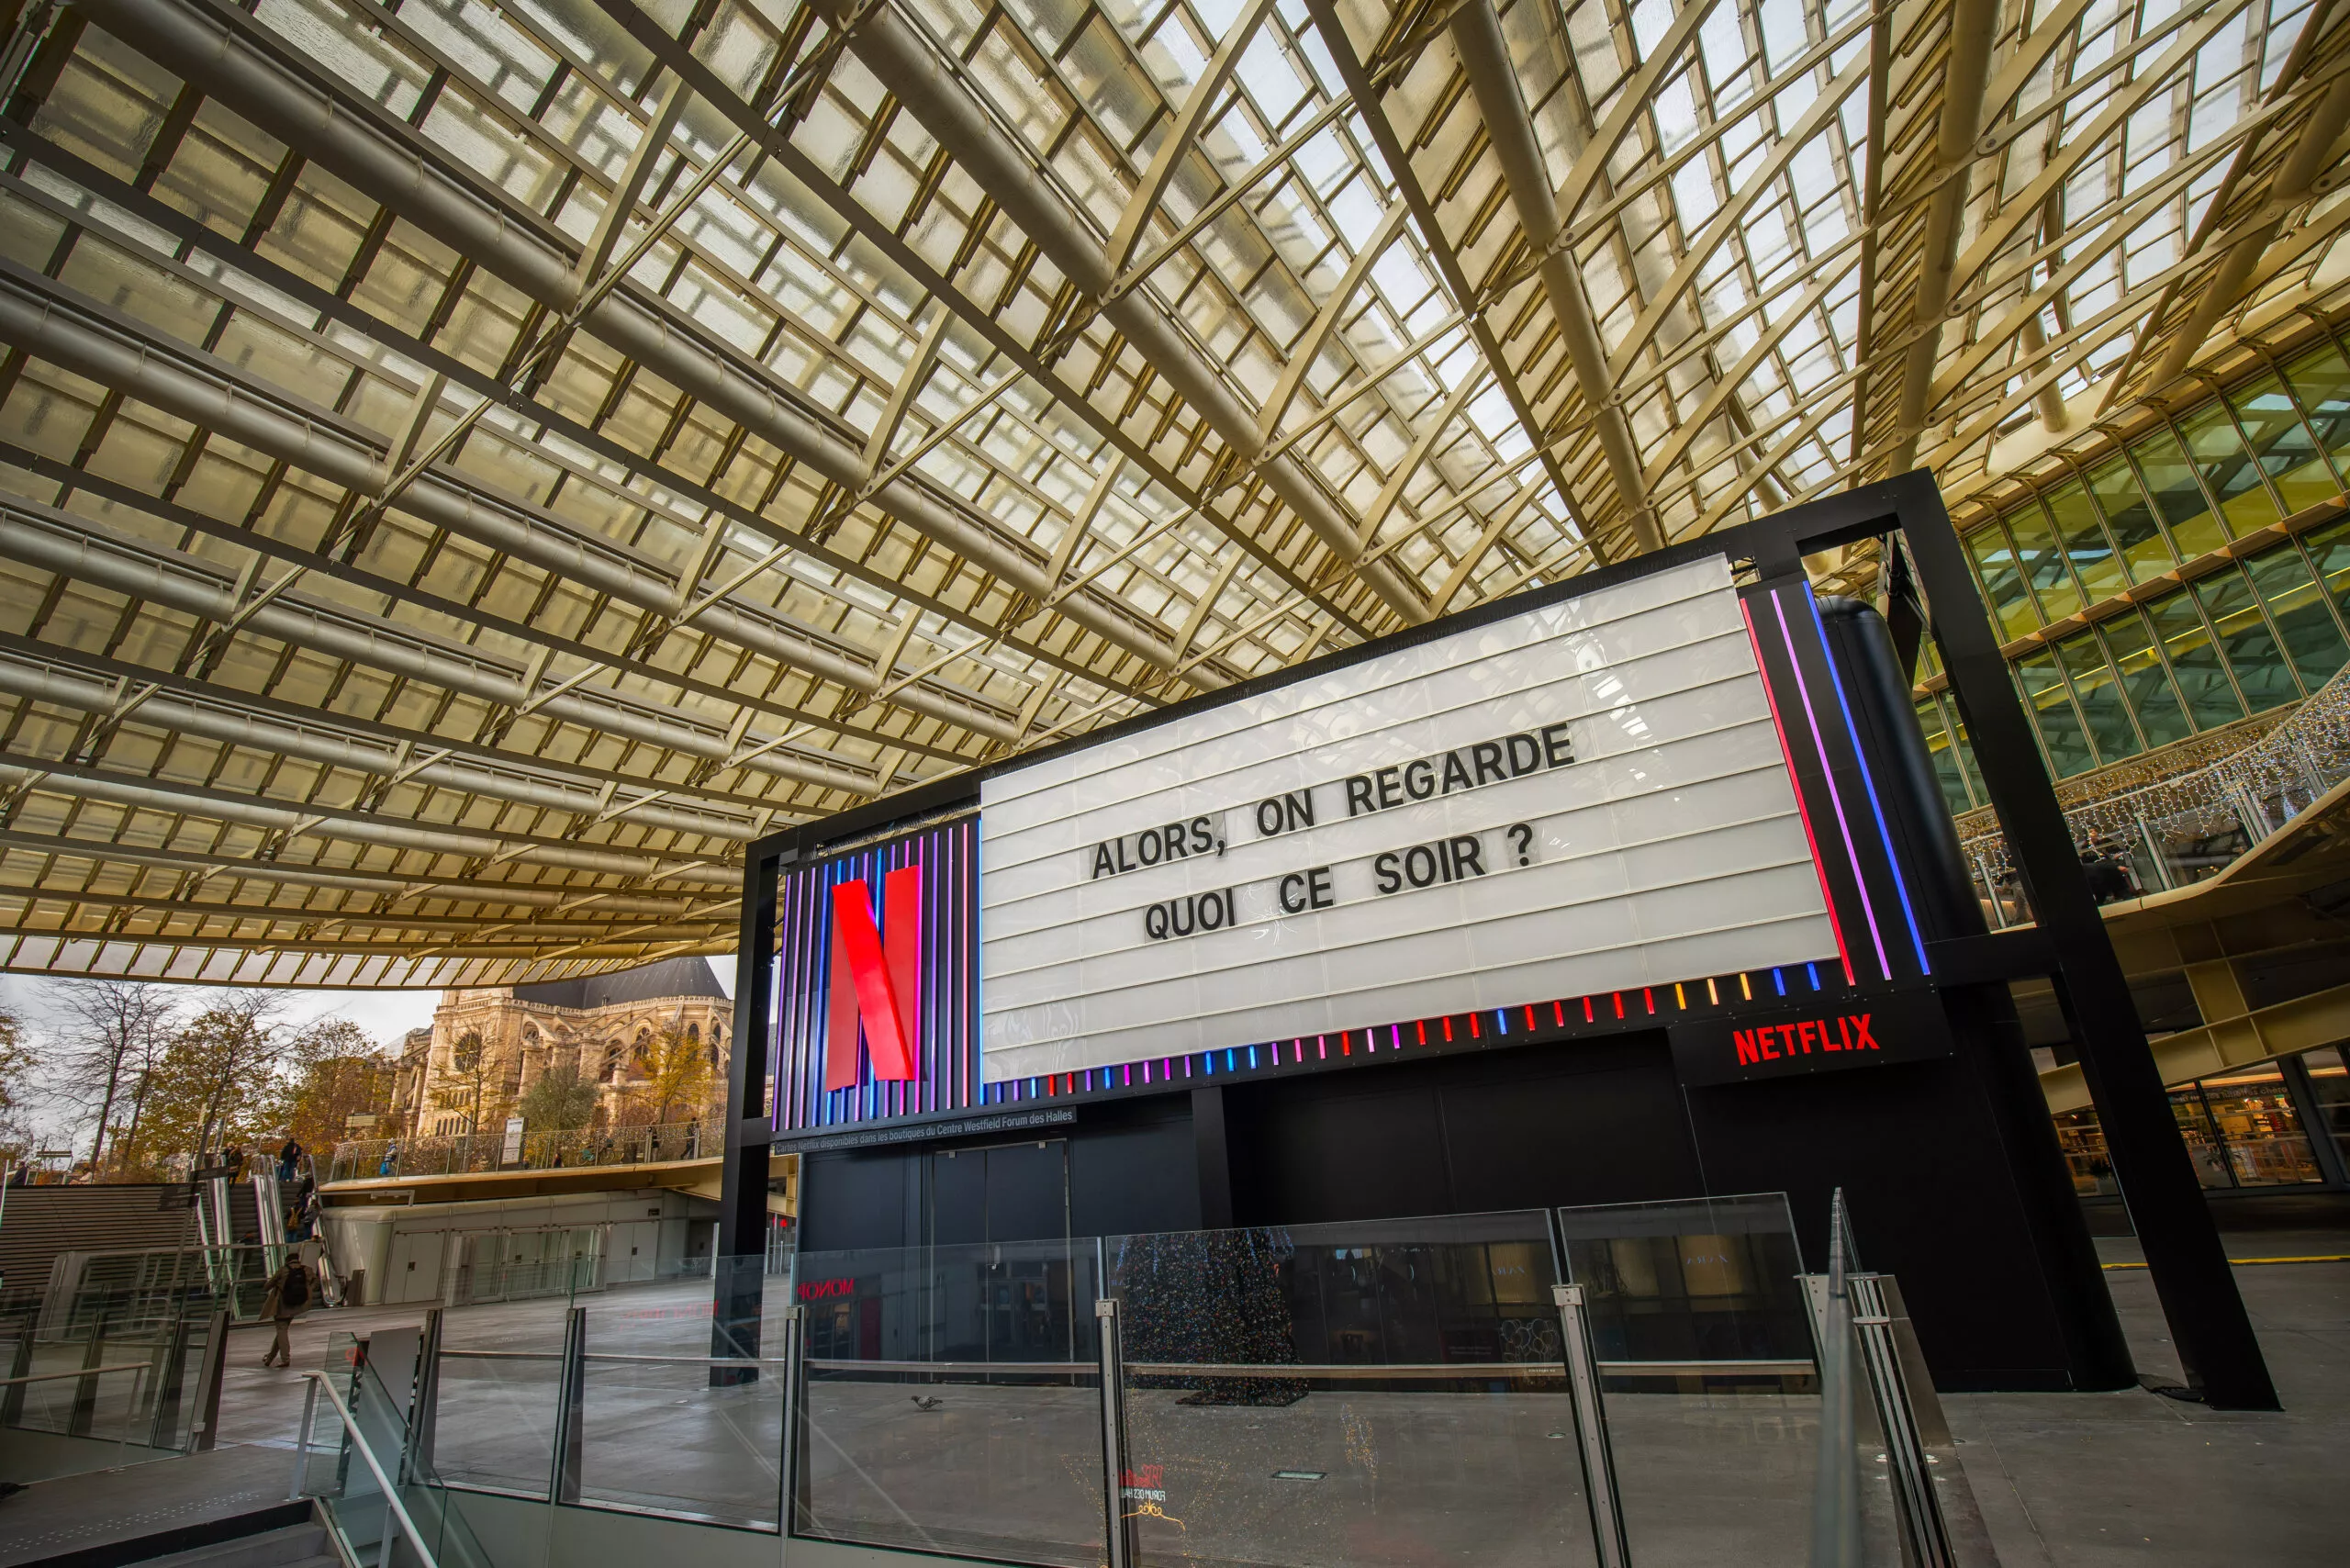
<box><xmin>2053</xmin><ymin>1047</ymin><xmax>2350</xmax><ymax>1197</ymax></box>
<box><xmin>1918</xmin><ymin>335</ymin><xmax>2350</xmax><ymax>812</ymax></box>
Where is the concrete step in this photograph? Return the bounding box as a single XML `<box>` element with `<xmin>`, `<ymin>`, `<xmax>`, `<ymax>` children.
<box><xmin>118</xmin><ymin>1523</ymin><xmax>329</xmax><ymax>1568</ymax></box>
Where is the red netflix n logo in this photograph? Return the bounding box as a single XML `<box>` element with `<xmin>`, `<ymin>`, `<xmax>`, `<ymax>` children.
<box><xmin>825</xmin><ymin>867</ymin><xmax>922</xmax><ymax>1091</ymax></box>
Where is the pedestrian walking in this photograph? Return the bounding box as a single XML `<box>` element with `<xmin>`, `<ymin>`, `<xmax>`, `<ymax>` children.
<box><xmin>259</xmin><ymin>1246</ymin><xmax>315</xmax><ymax>1368</ymax></box>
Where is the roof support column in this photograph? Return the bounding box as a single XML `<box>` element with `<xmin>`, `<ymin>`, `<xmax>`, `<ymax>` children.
<box><xmin>2143</xmin><ymin>69</ymin><xmax>2350</xmax><ymax>390</ymax></box>
<box><xmin>1449</xmin><ymin>0</ymin><xmax>1662</xmax><ymax>554</ymax></box>
<box><xmin>1889</xmin><ymin>0</ymin><xmax>1998</xmax><ymax>472</ymax></box>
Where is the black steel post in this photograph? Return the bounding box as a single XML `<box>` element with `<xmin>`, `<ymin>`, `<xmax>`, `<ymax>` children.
<box><xmin>1191</xmin><ymin>1087</ymin><xmax>1233</xmax><ymax>1229</ymax></box>
<box><xmin>1886</xmin><ymin>473</ymin><xmax>2276</xmax><ymax>1409</ymax></box>
<box><xmin>712</xmin><ymin>841</ymin><xmax>781</xmax><ymax>1383</ymax></box>
<box><xmin>550</xmin><ymin>1305</ymin><xmax>586</xmax><ymax>1504</ymax></box>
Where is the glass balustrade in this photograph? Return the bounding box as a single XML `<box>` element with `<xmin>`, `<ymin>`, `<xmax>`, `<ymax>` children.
<box><xmin>370</xmin><ymin>1201</ymin><xmax>1968</xmax><ymax>1568</ymax></box>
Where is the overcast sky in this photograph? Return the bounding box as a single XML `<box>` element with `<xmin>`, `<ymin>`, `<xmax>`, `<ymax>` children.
<box><xmin>1</xmin><ymin>956</ymin><xmax>736</xmax><ymax>1148</ymax></box>
<box><xmin>0</xmin><ymin>956</ymin><xmax>737</xmax><ymax>1048</ymax></box>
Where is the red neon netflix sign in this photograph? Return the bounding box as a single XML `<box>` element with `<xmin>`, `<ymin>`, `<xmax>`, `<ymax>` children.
<box><xmin>1733</xmin><ymin>1012</ymin><xmax>1879</xmax><ymax>1066</ymax></box>
<box><xmin>825</xmin><ymin>867</ymin><xmax>922</xmax><ymax>1091</ymax></box>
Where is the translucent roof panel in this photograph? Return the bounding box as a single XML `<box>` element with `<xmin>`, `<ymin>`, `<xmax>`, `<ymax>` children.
<box><xmin>0</xmin><ymin>0</ymin><xmax>2340</xmax><ymax>983</ymax></box>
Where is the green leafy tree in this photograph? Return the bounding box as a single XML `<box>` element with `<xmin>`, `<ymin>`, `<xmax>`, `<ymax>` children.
<box><xmin>136</xmin><ymin>995</ymin><xmax>354</xmax><ymax>1169</ymax></box>
<box><xmin>622</xmin><ymin>1025</ymin><xmax>711</xmax><ymax>1126</ymax></box>
<box><xmin>517</xmin><ymin>1060</ymin><xmax>598</xmax><ymax>1132</ymax></box>
<box><xmin>283</xmin><ymin>1033</ymin><xmax>394</xmax><ymax>1158</ymax></box>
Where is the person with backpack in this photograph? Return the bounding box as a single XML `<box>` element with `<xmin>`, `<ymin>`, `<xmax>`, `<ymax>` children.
<box><xmin>260</xmin><ymin>1247</ymin><xmax>315</xmax><ymax>1367</ymax></box>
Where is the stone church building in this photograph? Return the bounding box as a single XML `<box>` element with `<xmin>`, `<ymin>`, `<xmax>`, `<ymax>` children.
<box><xmin>409</xmin><ymin>957</ymin><xmax>732</xmax><ymax>1137</ymax></box>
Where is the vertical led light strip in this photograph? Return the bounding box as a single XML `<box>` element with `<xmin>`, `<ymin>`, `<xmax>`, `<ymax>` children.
<box><xmin>1740</xmin><ymin>596</ymin><xmax>1857</xmax><ymax>985</ymax></box>
<box><xmin>1770</xmin><ymin>589</ymin><xmax>1892</xmax><ymax>981</ymax></box>
<box><xmin>1801</xmin><ymin>583</ymin><xmax>1930</xmax><ymax>973</ymax></box>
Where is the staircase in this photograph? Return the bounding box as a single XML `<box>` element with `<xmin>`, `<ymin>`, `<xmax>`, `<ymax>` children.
<box><xmin>0</xmin><ymin>1186</ymin><xmax>252</xmax><ymax>1302</ymax></box>
<box><xmin>128</xmin><ymin>1523</ymin><xmax>341</xmax><ymax>1568</ymax></box>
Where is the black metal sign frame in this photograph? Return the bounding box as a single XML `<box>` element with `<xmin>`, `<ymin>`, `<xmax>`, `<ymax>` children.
<box><xmin>715</xmin><ymin>470</ymin><xmax>2276</xmax><ymax>1410</ymax></box>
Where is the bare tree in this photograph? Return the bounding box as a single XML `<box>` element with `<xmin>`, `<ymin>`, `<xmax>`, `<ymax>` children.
<box><xmin>44</xmin><ymin>980</ymin><xmax>177</xmax><ymax>1175</ymax></box>
<box><xmin>138</xmin><ymin>991</ymin><xmax>350</xmax><ymax>1168</ymax></box>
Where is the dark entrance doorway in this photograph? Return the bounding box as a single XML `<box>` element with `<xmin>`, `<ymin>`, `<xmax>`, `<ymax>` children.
<box><xmin>928</xmin><ymin>1138</ymin><xmax>1076</xmax><ymax>1362</ymax></box>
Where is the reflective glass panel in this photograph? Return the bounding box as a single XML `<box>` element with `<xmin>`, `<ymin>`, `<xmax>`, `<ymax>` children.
<box><xmin>573</xmin><ymin>1255</ymin><xmax>788</xmax><ymax>1527</ymax></box>
<box><xmin>2230</xmin><ymin>375</ymin><xmax>2338</xmax><ymax>513</ymax></box>
<box><xmin>2045</xmin><ymin>479</ymin><xmax>2126</xmax><ymax>602</ymax></box>
<box><xmin>1914</xmin><ymin>696</ymin><xmax>1973</xmax><ymax>814</ymax></box>
<box><xmin>2087</xmin><ymin>455</ymin><xmax>2175</xmax><ymax>582</ymax></box>
<box><xmin>2244</xmin><ymin>544</ymin><xmax>2349</xmax><ymax>697</ymax></box>
<box><xmin>2053</xmin><ymin>631</ymin><xmax>2140</xmax><ymax>764</ymax></box>
<box><xmin>2146</xmin><ymin>590</ymin><xmax>2244</xmax><ymax>730</ymax></box>
<box><xmin>793</xmin><ymin>1240</ymin><xmax>1106</xmax><ymax>1565</ymax></box>
<box><xmin>1557</xmin><ymin>1194</ymin><xmax>1817</xmax><ymax>1565</ymax></box>
<box><xmin>2300</xmin><ymin>517</ymin><xmax>2350</xmax><ymax>631</ymax></box>
<box><xmin>427</xmin><ymin>1292</ymin><xmax>576</xmax><ymax>1498</ymax></box>
<box><xmin>2014</xmin><ymin>649</ymin><xmax>2095</xmax><ymax>776</ymax></box>
<box><xmin>2282</xmin><ymin>343</ymin><xmax>2350</xmax><ymax>472</ymax></box>
<box><xmin>1964</xmin><ymin>520</ymin><xmax>2041</xmax><ymax>637</ymax></box>
<box><xmin>2098</xmin><ymin>612</ymin><xmax>2193</xmax><ymax>749</ymax></box>
<box><xmin>2300</xmin><ymin>1047</ymin><xmax>2350</xmax><ymax>1169</ymax></box>
<box><xmin>2132</xmin><ymin>429</ymin><xmax>2225</xmax><ymax>559</ymax></box>
<box><xmin>2194</xmin><ymin>568</ymin><xmax>2299</xmax><ymax>712</ymax></box>
<box><xmin>2177</xmin><ymin>403</ymin><xmax>2279</xmax><ymax>535</ymax></box>
<box><xmin>1105</xmin><ymin>1214</ymin><xmax>1595</xmax><ymax>1568</ymax></box>
<box><xmin>2171</xmin><ymin>1088</ymin><xmax>2235</xmax><ymax>1190</ymax></box>
<box><xmin>1944</xmin><ymin>701</ymin><xmax>1985</xmax><ymax>806</ymax></box>
<box><xmin>2005</xmin><ymin>502</ymin><xmax>2079</xmax><ymax>623</ymax></box>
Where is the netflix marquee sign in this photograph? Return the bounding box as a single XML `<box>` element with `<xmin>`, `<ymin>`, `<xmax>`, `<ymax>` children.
<box><xmin>1666</xmin><ymin>990</ymin><xmax>1953</xmax><ymax>1087</ymax></box>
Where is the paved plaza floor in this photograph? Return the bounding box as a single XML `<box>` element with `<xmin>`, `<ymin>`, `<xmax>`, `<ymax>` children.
<box><xmin>3</xmin><ymin>1227</ymin><xmax>2342</xmax><ymax>1566</ymax></box>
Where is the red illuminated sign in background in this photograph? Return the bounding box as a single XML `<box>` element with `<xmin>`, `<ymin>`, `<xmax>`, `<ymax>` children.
<box><xmin>1667</xmin><ymin>990</ymin><xmax>1953</xmax><ymax>1087</ymax></box>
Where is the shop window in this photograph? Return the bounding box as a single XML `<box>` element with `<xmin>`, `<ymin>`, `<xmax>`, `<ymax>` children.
<box><xmin>2177</xmin><ymin>402</ymin><xmax>2279</xmax><ymax>536</ymax></box>
<box><xmin>2281</xmin><ymin>342</ymin><xmax>2350</xmax><ymax>474</ymax></box>
<box><xmin>2063</xmin><ymin>1068</ymin><xmax>2329</xmax><ymax>1195</ymax></box>
<box><xmin>2015</xmin><ymin>648</ymin><xmax>2095</xmax><ymax>777</ymax></box>
<box><xmin>2054</xmin><ymin>629</ymin><xmax>2141</xmax><ymax>764</ymax></box>
<box><xmin>1915</xmin><ymin>696</ymin><xmax>1975</xmax><ymax>814</ymax></box>
<box><xmin>2168</xmin><ymin>1087</ymin><xmax>2236</xmax><ymax>1190</ymax></box>
<box><xmin>2196</xmin><ymin>1066</ymin><xmax>2323</xmax><ymax>1186</ymax></box>
<box><xmin>2230</xmin><ymin>374</ymin><xmax>2338</xmax><ymax>513</ymax></box>
<box><xmin>2146</xmin><ymin>588</ymin><xmax>2245</xmax><ymax>730</ymax></box>
<box><xmin>2132</xmin><ymin>427</ymin><xmax>2226</xmax><ymax>560</ymax></box>
<box><xmin>2193</xmin><ymin>567</ymin><xmax>2299</xmax><ymax>713</ymax></box>
<box><xmin>2098</xmin><ymin>610</ymin><xmax>2194</xmax><ymax>748</ymax></box>
<box><xmin>1964</xmin><ymin>519</ymin><xmax>2041</xmax><ymax>637</ymax></box>
<box><xmin>2244</xmin><ymin>544</ymin><xmax>2350</xmax><ymax>696</ymax></box>
<box><xmin>2086</xmin><ymin>454</ymin><xmax>2176</xmax><ymax>582</ymax></box>
<box><xmin>2006</xmin><ymin>501</ymin><xmax>2080</xmax><ymax>622</ymax></box>
<box><xmin>2051</xmin><ymin>1109</ymin><xmax>2118</xmax><ymax>1197</ymax></box>
<box><xmin>2045</xmin><ymin>478</ymin><xmax>2126</xmax><ymax>603</ymax></box>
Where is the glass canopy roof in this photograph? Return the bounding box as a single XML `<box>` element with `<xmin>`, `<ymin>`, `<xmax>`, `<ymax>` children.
<box><xmin>0</xmin><ymin>0</ymin><xmax>2342</xmax><ymax>984</ymax></box>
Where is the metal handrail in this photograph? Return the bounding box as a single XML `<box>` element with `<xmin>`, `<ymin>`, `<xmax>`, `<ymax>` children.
<box><xmin>801</xmin><ymin>1355</ymin><xmax>1814</xmax><ymax>1377</ymax></box>
<box><xmin>0</xmin><ymin>1361</ymin><xmax>152</xmax><ymax>1388</ymax></box>
<box><xmin>437</xmin><ymin>1348</ymin><xmax>790</xmax><ymax>1367</ymax></box>
<box><xmin>287</xmin><ymin>1371</ymin><xmax>442</xmax><ymax>1568</ymax></box>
